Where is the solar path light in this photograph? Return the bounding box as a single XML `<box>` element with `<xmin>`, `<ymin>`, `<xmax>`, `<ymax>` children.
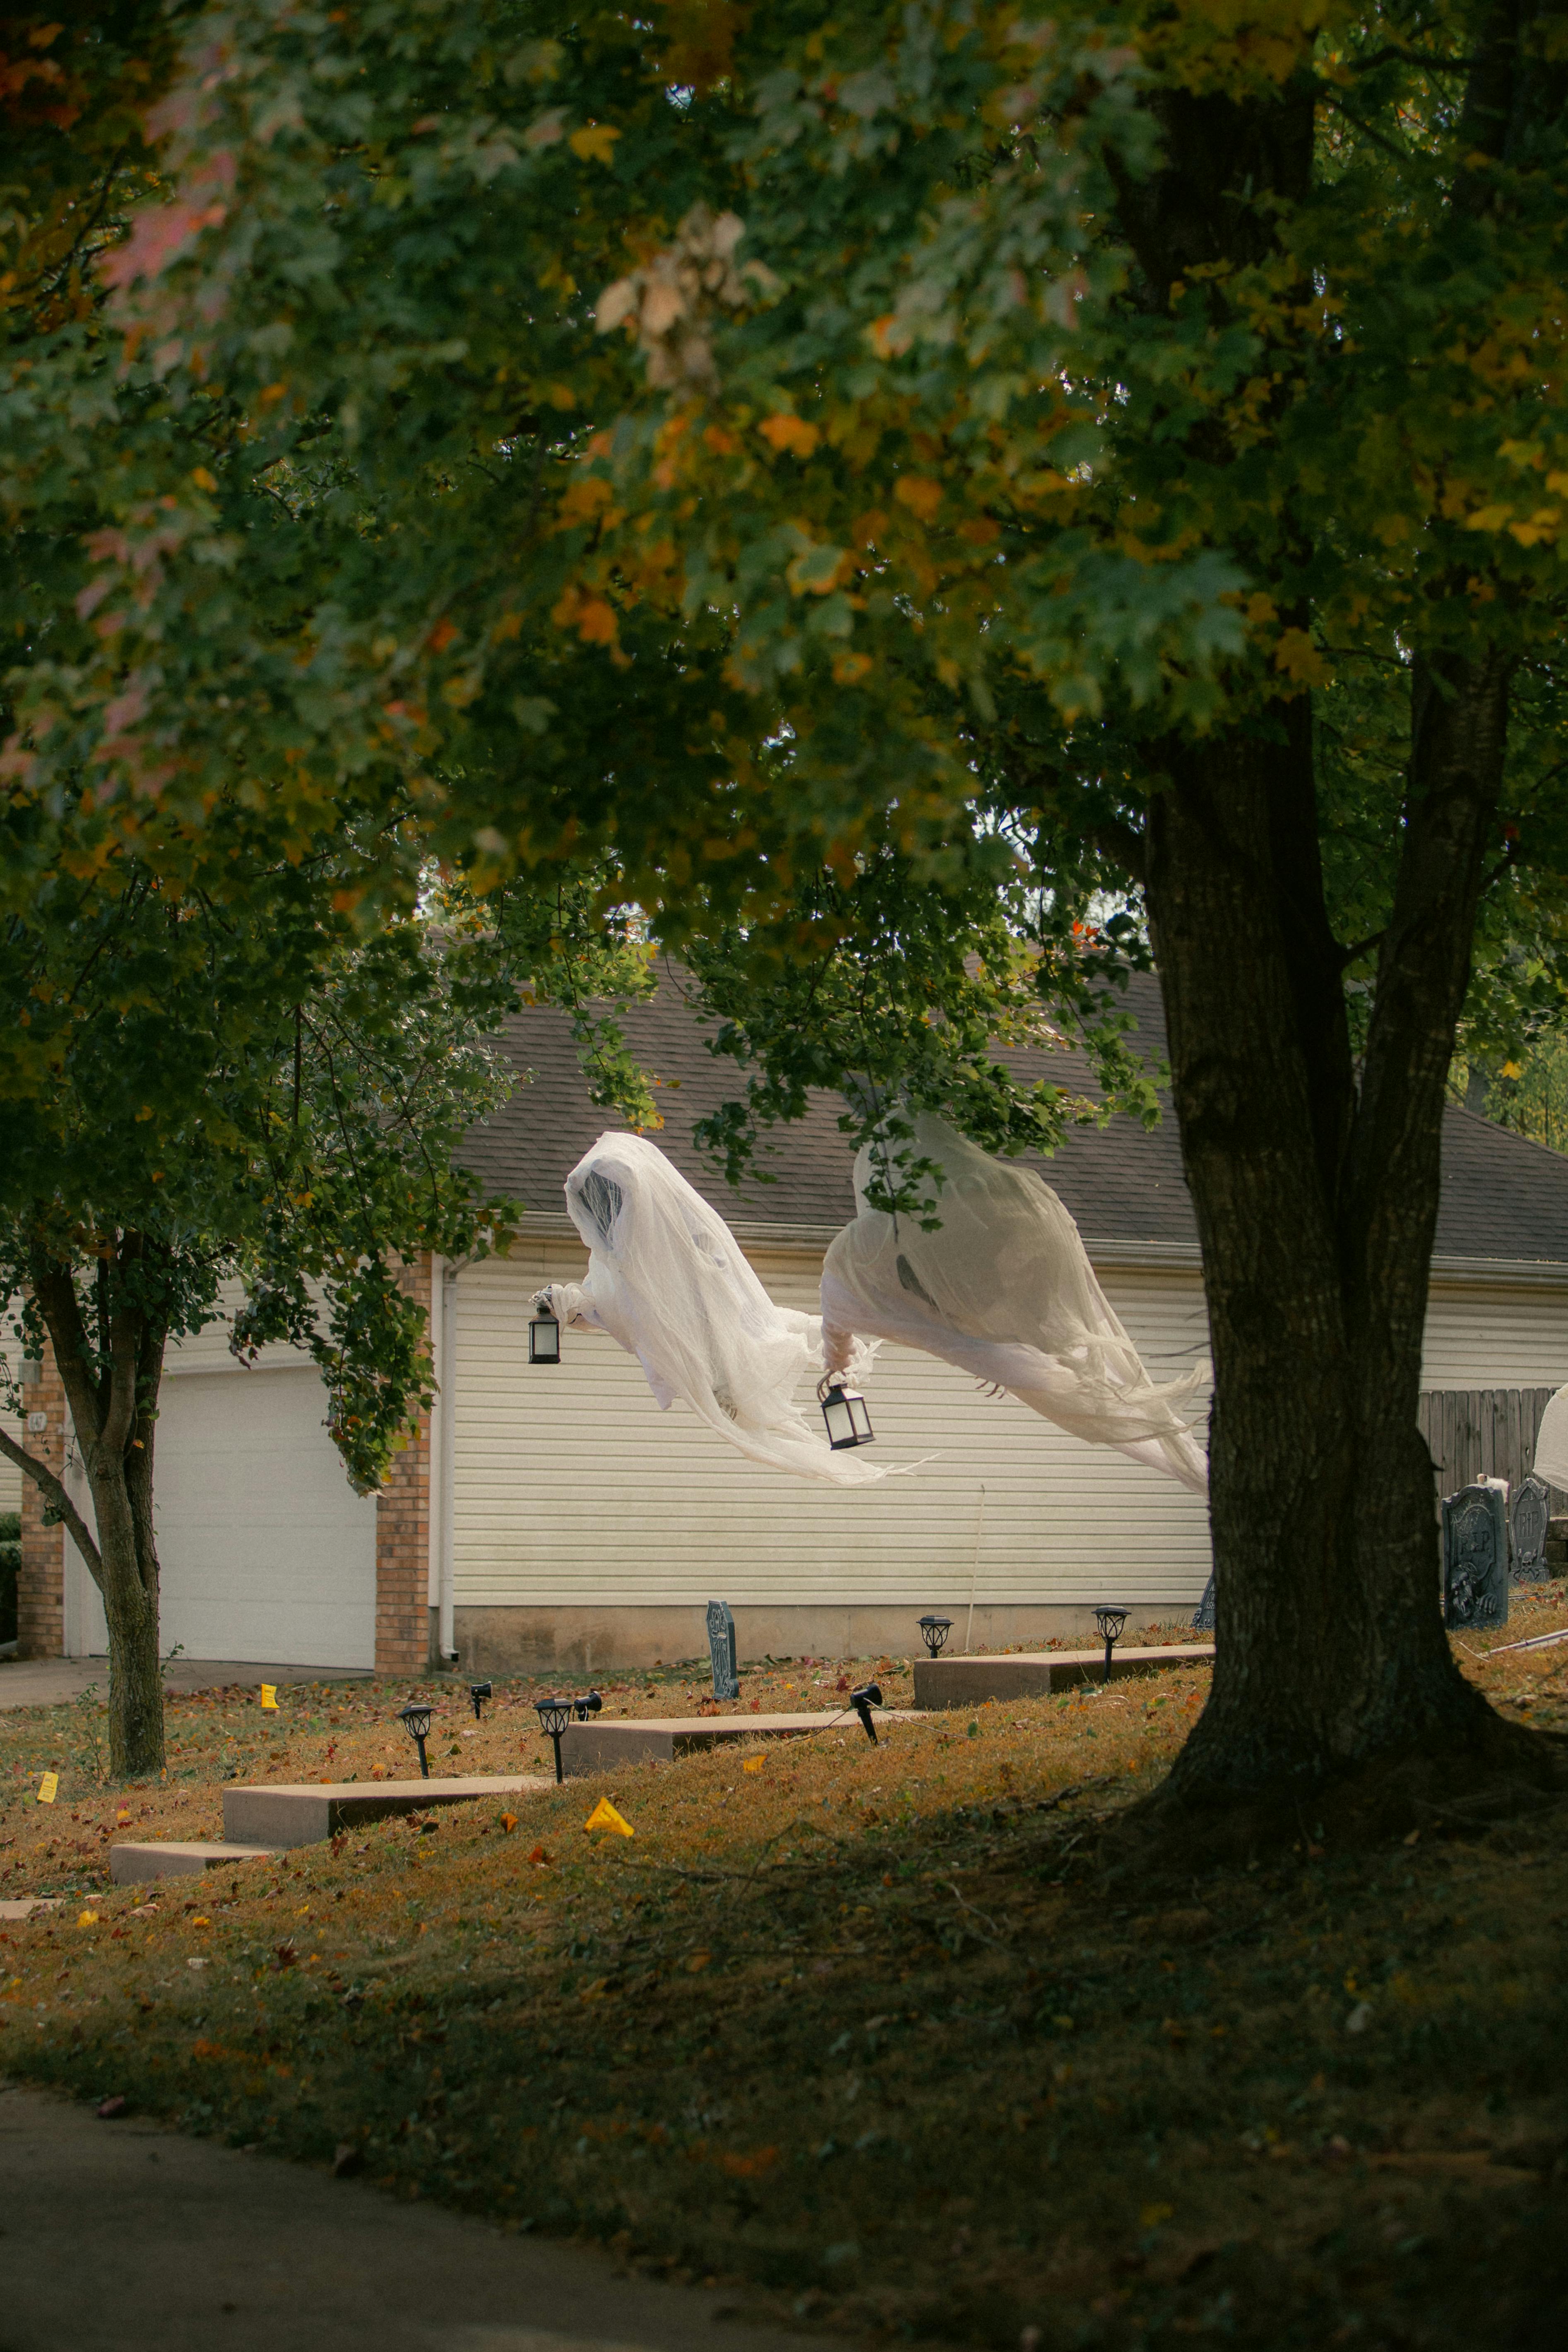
<box><xmin>818</xmin><ymin>1374</ymin><xmax>874</xmax><ymax>1450</ymax></box>
<box><xmin>1093</xmin><ymin>1605</ymin><xmax>1130</xmax><ymax>1685</ymax></box>
<box><xmin>918</xmin><ymin>1614</ymin><xmax>953</xmax><ymax>1658</ymax></box>
<box><xmin>534</xmin><ymin>1696</ymin><xmax>570</xmax><ymax>1783</ymax></box>
<box><xmin>469</xmin><ymin>1681</ymin><xmax>493</xmax><ymax>1722</ymax></box>
<box><xmin>528</xmin><ymin>1292</ymin><xmax>561</xmax><ymax>1365</ymax></box>
<box><xmin>397</xmin><ymin>1700</ymin><xmax>433</xmax><ymax>1780</ymax></box>
<box><xmin>849</xmin><ymin>1683</ymin><xmax>883</xmax><ymax>1744</ymax></box>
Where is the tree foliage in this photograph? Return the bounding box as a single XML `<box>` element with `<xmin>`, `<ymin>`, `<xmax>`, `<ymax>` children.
<box><xmin>6</xmin><ymin>0</ymin><xmax>1568</xmax><ymax>1801</ymax></box>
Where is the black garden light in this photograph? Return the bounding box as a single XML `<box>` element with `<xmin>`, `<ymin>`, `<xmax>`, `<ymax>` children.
<box><xmin>818</xmin><ymin>1374</ymin><xmax>874</xmax><ymax>1450</ymax></box>
<box><xmin>849</xmin><ymin>1682</ymin><xmax>883</xmax><ymax>1744</ymax></box>
<box><xmin>397</xmin><ymin>1699</ymin><xmax>433</xmax><ymax>1780</ymax></box>
<box><xmin>1093</xmin><ymin>1605</ymin><xmax>1130</xmax><ymax>1684</ymax></box>
<box><xmin>528</xmin><ymin>1291</ymin><xmax>561</xmax><ymax>1366</ymax></box>
<box><xmin>469</xmin><ymin>1681</ymin><xmax>493</xmax><ymax>1722</ymax></box>
<box><xmin>918</xmin><ymin>1614</ymin><xmax>953</xmax><ymax>1659</ymax></box>
<box><xmin>535</xmin><ymin>1695</ymin><xmax>570</xmax><ymax>1782</ymax></box>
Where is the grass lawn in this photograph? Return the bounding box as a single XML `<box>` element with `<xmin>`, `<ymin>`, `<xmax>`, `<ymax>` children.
<box><xmin>1</xmin><ymin>1602</ymin><xmax>1566</xmax><ymax>2348</ymax></box>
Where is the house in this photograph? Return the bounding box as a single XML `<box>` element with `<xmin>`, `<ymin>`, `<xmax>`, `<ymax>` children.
<box><xmin>16</xmin><ymin>972</ymin><xmax>1568</xmax><ymax>1674</ymax></box>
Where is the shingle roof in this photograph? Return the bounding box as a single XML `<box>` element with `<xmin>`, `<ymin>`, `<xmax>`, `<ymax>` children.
<box><xmin>456</xmin><ymin>965</ymin><xmax>1568</xmax><ymax>1268</ymax></box>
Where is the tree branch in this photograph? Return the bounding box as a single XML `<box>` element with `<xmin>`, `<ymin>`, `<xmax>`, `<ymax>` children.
<box><xmin>0</xmin><ymin>1427</ymin><xmax>102</xmax><ymax>1584</ymax></box>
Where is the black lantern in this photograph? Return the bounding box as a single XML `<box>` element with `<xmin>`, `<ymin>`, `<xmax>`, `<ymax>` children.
<box><xmin>819</xmin><ymin>1375</ymin><xmax>874</xmax><ymax>1450</ymax></box>
<box><xmin>469</xmin><ymin>1680</ymin><xmax>493</xmax><ymax>1722</ymax></box>
<box><xmin>528</xmin><ymin>1292</ymin><xmax>561</xmax><ymax>1366</ymax></box>
<box><xmin>918</xmin><ymin>1614</ymin><xmax>953</xmax><ymax>1659</ymax></box>
<box><xmin>1093</xmin><ymin>1605</ymin><xmax>1130</xmax><ymax>1684</ymax></box>
<box><xmin>397</xmin><ymin>1699</ymin><xmax>433</xmax><ymax>1780</ymax></box>
<box><xmin>534</xmin><ymin>1695</ymin><xmax>571</xmax><ymax>1783</ymax></box>
<box><xmin>849</xmin><ymin>1682</ymin><xmax>883</xmax><ymax>1744</ymax></box>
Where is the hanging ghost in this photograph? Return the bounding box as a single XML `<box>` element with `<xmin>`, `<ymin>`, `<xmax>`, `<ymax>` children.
<box><xmin>534</xmin><ymin>1132</ymin><xmax>891</xmax><ymax>1486</ymax></box>
<box><xmin>820</xmin><ymin>1113</ymin><xmax>1209</xmax><ymax>1492</ymax></box>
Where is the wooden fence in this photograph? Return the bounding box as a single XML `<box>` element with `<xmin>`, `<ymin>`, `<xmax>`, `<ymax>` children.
<box><xmin>1417</xmin><ymin>1387</ymin><xmax>1564</xmax><ymax>1504</ymax></box>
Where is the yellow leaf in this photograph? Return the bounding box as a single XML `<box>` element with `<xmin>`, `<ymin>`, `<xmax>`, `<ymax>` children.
<box><xmin>742</xmin><ymin>1754</ymin><xmax>765</xmax><ymax>1775</ymax></box>
<box><xmin>584</xmin><ymin>1796</ymin><xmax>634</xmax><ymax>1837</ymax></box>
<box><xmin>1273</xmin><ymin>629</ymin><xmax>1332</xmax><ymax>688</ymax></box>
<box><xmin>759</xmin><ymin>413</ymin><xmax>820</xmax><ymax>457</ymax></box>
<box><xmin>894</xmin><ymin>474</ymin><xmax>943</xmax><ymax>520</ymax></box>
<box><xmin>685</xmin><ymin>1950</ymin><xmax>712</xmax><ymax>1972</ymax></box>
<box><xmin>76</xmin><ymin>1910</ymin><xmax>99</xmax><ymax>1928</ymax></box>
<box><xmin>499</xmin><ymin>1812</ymin><xmax>518</xmax><ymax>1833</ymax></box>
<box><xmin>1140</xmin><ymin>2202</ymin><xmax>1174</xmax><ymax>2229</ymax></box>
<box><xmin>190</xmin><ymin>466</ymin><xmax>217</xmax><ymax>492</ymax></box>
<box><xmin>568</xmin><ymin>123</ymin><xmax>621</xmax><ymax>164</ymax></box>
<box><xmin>1501</xmin><ymin>1059</ymin><xmax>1523</xmax><ymax>1079</ymax></box>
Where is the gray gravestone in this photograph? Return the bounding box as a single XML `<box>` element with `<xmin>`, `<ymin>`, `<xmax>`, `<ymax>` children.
<box><xmin>706</xmin><ymin>1599</ymin><xmax>739</xmax><ymax>1700</ymax></box>
<box><xmin>1510</xmin><ymin>1471</ymin><xmax>1550</xmax><ymax>1582</ymax></box>
<box><xmin>1191</xmin><ymin>1573</ymin><xmax>1215</xmax><ymax>1633</ymax></box>
<box><xmin>1442</xmin><ymin>1481</ymin><xmax>1509</xmax><ymax>1629</ymax></box>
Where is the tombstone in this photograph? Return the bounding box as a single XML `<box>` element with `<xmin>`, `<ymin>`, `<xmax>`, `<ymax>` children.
<box><xmin>705</xmin><ymin>1599</ymin><xmax>739</xmax><ymax>1700</ymax></box>
<box><xmin>1191</xmin><ymin>1573</ymin><xmax>1215</xmax><ymax>1634</ymax></box>
<box><xmin>1510</xmin><ymin>1471</ymin><xmax>1551</xmax><ymax>1582</ymax></box>
<box><xmin>1442</xmin><ymin>1481</ymin><xmax>1509</xmax><ymax>1629</ymax></box>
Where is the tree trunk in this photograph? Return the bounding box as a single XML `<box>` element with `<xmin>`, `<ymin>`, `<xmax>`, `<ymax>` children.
<box><xmin>31</xmin><ymin>1252</ymin><xmax>167</xmax><ymax>1779</ymax></box>
<box><xmin>1141</xmin><ymin>663</ymin><xmax>1521</xmax><ymax>1801</ymax></box>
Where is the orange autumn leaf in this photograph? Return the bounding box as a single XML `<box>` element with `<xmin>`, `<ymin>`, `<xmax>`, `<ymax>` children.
<box><xmin>759</xmin><ymin>414</ymin><xmax>820</xmax><ymax>457</ymax></box>
<box><xmin>894</xmin><ymin>474</ymin><xmax>942</xmax><ymax>520</ymax></box>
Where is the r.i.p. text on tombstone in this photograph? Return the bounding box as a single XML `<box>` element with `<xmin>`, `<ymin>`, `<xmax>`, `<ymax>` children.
<box><xmin>706</xmin><ymin>1599</ymin><xmax>739</xmax><ymax>1701</ymax></box>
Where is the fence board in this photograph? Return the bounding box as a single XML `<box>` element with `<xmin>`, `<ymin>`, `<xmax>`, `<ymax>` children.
<box><xmin>1419</xmin><ymin>1385</ymin><xmax>1563</xmax><ymax>1505</ymax></box>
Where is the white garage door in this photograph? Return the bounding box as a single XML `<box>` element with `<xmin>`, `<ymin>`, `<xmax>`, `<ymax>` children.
<box><xmin>79</xmin><ymin>1368</ymin><xmax>376</xmax><ymax>1667</ymax></box>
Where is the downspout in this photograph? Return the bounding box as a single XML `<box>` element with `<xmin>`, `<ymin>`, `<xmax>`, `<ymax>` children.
<box><xmin>437</xmin><ymin>1257</ymin><xmax>464</xmax><ymax>1663</ymax></box>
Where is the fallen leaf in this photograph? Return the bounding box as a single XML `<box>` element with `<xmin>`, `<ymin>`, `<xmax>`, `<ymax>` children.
<box><xmin>96</xmin><ymin>2095</ymin><xmax>126</xmax><ymax>2120</ymax></box>
<box><xmin>499</xmin><ymin>1813</ymin><xmax>518</xmax><ymax>1834</ymax></box>
<box><xmin>332</xmin><ymin>2142</ymin><xmax>364</xmax><ymax>2179</ymax></box>
<box><xmin>743</xmin><ymin>1756</ymin><xmax>765</xmax><ymax>1775</ymax></box>
<box><xmin>528</xmin><ymin>1845</ymin><xmax>553</xmax><ymax>1866</ymax></box>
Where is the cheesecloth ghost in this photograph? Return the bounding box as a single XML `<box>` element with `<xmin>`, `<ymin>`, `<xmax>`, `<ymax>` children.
<box><xmin>820</xmin><ymin>1113</ymin><xmax>1209</xmax><ymax>1492</ymax></box>
<box><xmin>535</xmin><ymin>1131</ymin><xmax>891</xmax><ymax>1486</ymax></box>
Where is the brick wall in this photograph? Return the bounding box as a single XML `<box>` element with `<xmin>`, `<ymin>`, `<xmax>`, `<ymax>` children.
<box><xmin>16</xmin><ymin>1340</ymin><xmax>65</xmax><ymax>1660</ymax></box>
<box><xmin>373</xmin><ymin>1253</ymin><xmax>433</xmax><ymax>1674</ymax></box>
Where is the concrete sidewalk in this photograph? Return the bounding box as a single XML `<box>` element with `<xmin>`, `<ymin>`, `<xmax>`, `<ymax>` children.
<box><xmin>0</xmin><ymin>1655</ymin><xmax>375</xmax><ymax>1710</ymax></box>
<box><xmin>0</xmin><ymin>2082</ymin><xmax>827</xmax><ymax>2352</ymax></box>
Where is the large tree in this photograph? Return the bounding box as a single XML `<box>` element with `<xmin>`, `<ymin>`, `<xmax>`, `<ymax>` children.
<box><xmin>10</xmin><ymin>0</ymin><xmax>1568</xmax><ymax>1813</ymax></box>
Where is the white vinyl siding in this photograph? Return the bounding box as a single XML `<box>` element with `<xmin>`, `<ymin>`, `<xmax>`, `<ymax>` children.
<box><xmin>450</xmin><ymin>1243</ymin><xmax>1215</xmax><ymax>1615</ymax></box>
<box><xmin>1421</xmin><ymin>1279</ymin><xmax>1568</xmax><ymax>1390</ymax></box>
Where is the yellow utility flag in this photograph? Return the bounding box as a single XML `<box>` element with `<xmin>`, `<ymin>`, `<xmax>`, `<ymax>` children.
<box><xmin>37</xmin><ymin>1772</ymin><xmax>58</xmax><ymax>1805</ymax></box>
<box><xmin>259</xmin><ymin>1684</ymin><xmax>279</xmax><ymax>1710</ymax></box>
<box><xmin>584</xmin><ymin>1796</ymin><xmax>634</xmax><ymax>1837</ymax></box>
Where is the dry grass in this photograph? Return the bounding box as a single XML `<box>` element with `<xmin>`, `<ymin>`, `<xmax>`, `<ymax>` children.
<box><xmin>1</xmin><ymin>1596</ymin><xmax>1566</xmax><ymax>2349</ymax></box>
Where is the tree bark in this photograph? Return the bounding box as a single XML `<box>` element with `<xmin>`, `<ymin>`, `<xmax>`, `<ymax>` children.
<box><xmin>1141</xmin><ymin>661</ymin><xmax>1516</xmax><ymax>1798</ymax></box>
<box><xmin>29</xmin><ymin>1247</ymin><xmax>166</xmax><ymax>1778</ymax></box>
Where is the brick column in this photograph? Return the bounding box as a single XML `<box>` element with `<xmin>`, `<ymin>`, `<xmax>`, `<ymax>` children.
<box><xmin>17</xmin><ymin>1341</ymin><xmax>66</xmax><ymax>1660</ymax></box>
<box><xmin>374</xmin><ymin>1254</ymin><xmax>433</xmax><ymax>1674</ymax></box>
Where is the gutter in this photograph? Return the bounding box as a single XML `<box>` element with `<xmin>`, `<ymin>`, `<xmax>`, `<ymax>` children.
<box><xmin>508</xmin><ymin>1214</ymin><xmax>1568</xmax><ymax>1287</ymax></box>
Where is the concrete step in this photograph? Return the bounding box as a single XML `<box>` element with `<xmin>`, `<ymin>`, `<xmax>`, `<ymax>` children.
<box><xmin>223</xmin><ymin>1774</ymin><xmax>551</xmax><ymax>1849</ymax></box>
<box><xmin>560</xmin><ymin>1708</ymin><xmax>921</xmax><ymax>1775</ymax></box>
<box><xmin>109</xmin><ymin>1841</ymin><xmax>276</xmax><ymax>1885</ymax></box>
<box><xmin>913</xmin><ymin>1642</ymin><xmax>1214</xmax><ymax>1709</ymax></box>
